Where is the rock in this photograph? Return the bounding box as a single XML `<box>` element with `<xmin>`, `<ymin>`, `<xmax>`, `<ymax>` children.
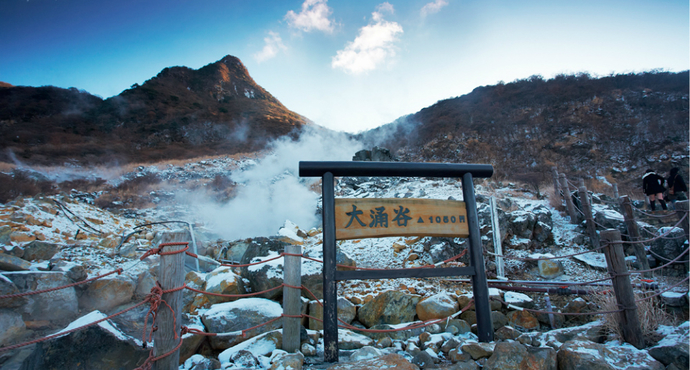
<box><xmin>196</xmin><ymin>254</ymin><xmax>221</xmax><ymax>272</ymax></box>
<box><xmin>78</xmin><ymin>274</ymin><xmax>135</xmax><ymax>313</ymax></box>
<box><xmin>460</xmin><ymin>310</ymin><xmax>476</xmax><ymax>326</ymax></box>
<box><xmin>557</xmin><ymin>339</ymin><xmax>663</xmax><ymax>370</ymax></box>
<box><xmin>647</xmin><ymin>322</ymin><xmax>689</xmax><ymax>369</ymax></box>
<box><xmin>338</xmin><ymin>296</ymin><xmax>357</xmax><ymax>324</ymax></box>
<box><xmin>0</xmin><ymin>309</ymin><xmax>25</xmax><ymax>346</ymax></box>
<box><xmin>440</xmin><ymin>337</ymin><xmax>462</xmax><ymax>354</ymax></box>
<box><xmin>357</xmin><ymin>290</ymin><xmax>421</xmax><ymax>328</ymax></box>
<box><xmin>448</xmin><ymin>347</ymin><xmax>473</xmax><ymax>363</ymax></box>
<box><xmin>270</xmin><ymin>352</ymin><xmax>304</xmax><ymax>370</ymax></box>
<box><xmin>10</xmin><ymin>231</ymin><xmax>35</xmax><ymax>243</ymax></box>
<box><xmin>660</xmin><ymin>291</ymin><xmax>688</xmax><ymax>307</ymax></box>
<box><xmin>533</xmin><ymin>221</ymin><xmax>554</xmax><ymax>245</ymax></box>
<box><xmin>506</xmin><ymin>310</ymin><xmax>539</xmax><ymax>331</ymax></box>
<box><xmin>649</xmin><ymin>227</ymin><xmax>686</xmax><ymax>262</ymax></box>
<box><xmin>461</xmin><ymin>342</ymin><xmax>494</xmax><ymax>360</ymax></box>
<box><xmin>528</xmin><ymin>254</ymin><xmax>563</xmax><ymax>279</ymax></box>
<box><xmin>198</xmin><ymin>266</ymin><xmax>245</xmax><ymax>307</ymax></box>
<box><xmin>494</xmin><ymin>325</ymin><xmax>521</xmax><ymax>341</ymax></box>
<box><xmin>416</xmin><ymin>291</ymin><xmax>459</xmax><ymax>321</ymax></box>
<box><xmin>230</xmin><ymin>350</ymin><xmax>260</xmax><ymax>368</ymax></box>
<box><xmin>218</xmin><ymin>330</ymin><xmax>282</xmax><ymax>367</ymax></box>
<box><xmin>22</xmin><ymin>240</ymin><xmax>60</xmax><ymax>261</ymax></box>
<box><xmin>350</xmin><ymin>346</ymin><xmax>382</xmax><ymax>362</ymax></box>
<box><xmin>5</xmin><ymin>271</ymin><xmax>79</xmax><ymax>321</ymax></box>
<box><xmin>0</xmin><ymin>253</ymin><xmax>31</xmax><ymax>271</ymax></box>
<box><xmin>133</xmin><ymin>270</ymin><xmax>156</xmax><ymax>300</ymax></box>
<box><xmin>483</xmin><ymin>341</ymin><xmax>556</xmax><ymax>370</ymax></box>
<box><xmin>573</xmin><ymin>252</ymin><xmax>608</xmax><ymax>271</ymax></box>
<box><xmin>0</xmin><ymin>225</ymin><xmax>11</xmax><ymax>245</ymax></box>
<box><xmin>445</xmin><ymin>319</ymin><xmax>471</xmax><ymax>334</ymax></box>
<box><xmin>301</xmin><ymin>342</ymin><xmax>317</xmax><ymax>356</ymax></box>
<box><xmin>306</xmin><ymin>297</ymin><xmax>356</xmax><ymax>331</ymax></box>
<box><xmin>182</xmin><ymin>354</ymin><xmax>222</xmax><ymax>370</ymax></box>
<box><xmin>492</xmin><ymin>311</ymin><xmax>508</xmax><ymax>329</ymax></box>
<box><xmin>243</xmin><ymin>252</ymin><xmax>284</xmax><ymax>300</ymax></box>
<box><xmin>504</xmin><ymin>291</ymin><xmax>535</xmax><ymax>309</ymax></box>
<box><xmin>508</xmin><ymin>211</ymin><xmax>537</xmax><ymax>239</ymax></box>
<box><xmin>50</xmin><ymin>261</ymin><xmax>87</xmax><ymax>282</ymax></box>
<box><xmin>0</xmin><ymin>273</ymin><xmax>27</xmax><ymax>308</ymax></box>
<box><xmin>411</xmin><ymin>350</ymin><xmax>438</xmax><ymax>368</ymax></box>
<box><xmin>376</xmin><ymin>336</ymin><xmax>393</xmax><ymax>348</ymax></box>
<box><xmin>200</xmin><ymin>298</ymin><xmax>283</xmax><ymax>350</ymax></box>
<box><xmin>339</xmin><ymin>329</ymin><xmax>375</xmax><ymax>350</ymax></box>
<box><xmin>448</xmin><ymin>360</ymin><xmax>480</xmax><ymax>370</ymax></box>
<box><xmin>327</xmin><ymin>353</ymin><xmax>418</xmax><ymax>370</ymax></box>
<box><xmin>593</xmin><ymin>209</ymin><xmax>626</xmax><ymax>233</ymax></box>
<box><xmin>18</xmin><ymin>311</ymin><xmax>149</xmax><ymax>370</ymax></box>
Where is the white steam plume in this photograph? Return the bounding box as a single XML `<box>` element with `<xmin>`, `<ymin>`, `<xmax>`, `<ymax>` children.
<box><xmin>185</xmin><ymin>128</ymin><xmax>364</xmax><ymax>240</ymax></box>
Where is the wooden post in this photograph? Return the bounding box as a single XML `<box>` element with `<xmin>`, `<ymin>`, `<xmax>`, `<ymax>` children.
<box><xmin>490</xmin><ymin>197</ymin><xmax>505</xmax><ymax>279</ymax></box>
<box><xmin>600</xmin><ymin>229</ymin><xmax>644</xmax><ymax>349</ymax></box>
<box><xmin>578</xmin><ymin>185</ymin><xmax>600</xmax><ymax>250</ymax></box>
<box><xmin>283</xmin><ymin>244</ymin><xmax>302</xmax><ymax>353</ymax></box>
<box><xmin>559</xmin><ymin>173</ymin><xmax>578</xmax><ymax>224</ymax></box>
<box><xmin>322</xmin><ymin>172</ymin><xmax>338</xmax><ymax>362</ymax></box>
<box><xmin>551</xmin><ymin>167</ymin><xmax>560</xmax><ymax>196</ymax></box>
<box><xmin>619</xmin><ymin>196</ymin><xmax>652</xmax><ymax>278</ymax></box>
<box><xmin>675</xmin><ymin>200</ymin><xmax>689</xmax><ymax>240</ymax></box>
<box><xmin>612</xmin><ymin>183</ymin><xmax>619</xmax><ymax>199</ymax></box>
<box><xmin>154</xmin><ymin>230</ymin><xmax>189</xmax><ymax>370</ymax></box>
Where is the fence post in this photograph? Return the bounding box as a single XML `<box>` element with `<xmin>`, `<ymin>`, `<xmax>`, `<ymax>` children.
<box><xmin>283</xmin><ymin>244</ymin><xmax>302</xmax><ymax>353</ymax></box>
<box><xmin>154</xmin><ymin>230</ymin><xmax>189</xmax><ymax>370</ymax></box>
<box><xmin>578</xmin><ymin>184</ymin><xmax>600</xmax><ymax>250</ymax></box>
<box><xmin>551</xmin><ymin>167</ymin><xmax>561</xmax><ymax>196</ymax></box>
<box><xmin>559</xmin><ymin>173</ymin><xmax>578</xmax><ymax>224</ymax></box>
<box><xmin>612</xmin><ymin>183</ymin><xmax>619</xmax><ymax>199</ymax></box>
<box><xmin>618</xmin><ymin>196</ymin><xmax>652</xmax><ymax>277</ymax></box>
<box><xmin>675</xmin><ymin>200</ymin><xmax>689</xmax><ymax>240</ymax></box>
<box><xmin>600</xmin><ymin>229</ymin><xmax>644</xmax><ymax>349</ymax></box>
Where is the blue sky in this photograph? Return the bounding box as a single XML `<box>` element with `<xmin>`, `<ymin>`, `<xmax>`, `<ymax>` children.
<box><xmin>1</xmin><ymin>0</ymin><xmax>688</xmax><ymax>133</ymax></box>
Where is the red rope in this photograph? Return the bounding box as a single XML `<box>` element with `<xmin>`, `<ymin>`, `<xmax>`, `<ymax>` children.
<box><xmin>185</xmin><ymin>284</ymin><xmax>285</xmax><ymax>298</ymax></box>
<box><xmin>0</xmin><ymin>268</ymin><xmax>123</xmax><ymax>300</ymax></box>
<box><xmin>140</xmin><ymin>242</ymin><xmax>189</xmax><ymax>261</ymax></box>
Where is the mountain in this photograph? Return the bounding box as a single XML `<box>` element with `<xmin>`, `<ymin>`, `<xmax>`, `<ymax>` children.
<box><xmin>359</xmin><ymin>71</ymin><xmax>689</xmax><ymax>190</ymax></box>
<box><xmin>0</xmin><ymin>56</ymin><xmax>308</xmax><ymax>165</ymax></box>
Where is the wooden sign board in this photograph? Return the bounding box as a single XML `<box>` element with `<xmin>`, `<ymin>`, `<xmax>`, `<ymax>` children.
<box><xmin>335</xmin><ymin>198</ymin><xmax>469</xmax><ymax>240</ymax></box>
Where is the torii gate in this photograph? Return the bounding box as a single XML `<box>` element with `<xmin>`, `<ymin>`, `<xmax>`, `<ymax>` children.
<box><xmin>299</xmin><ymin>161</ymin><xmax>494</xmax><ymax>362</ymax></box>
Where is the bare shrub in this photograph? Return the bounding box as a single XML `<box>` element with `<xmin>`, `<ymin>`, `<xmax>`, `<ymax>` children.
<box><xmin>0</xmin><ymin>170</ymin><xmax>57</xmax><ymax>203</ymax></box>
<box><xmin>592</xmin><ymin>290</ymin><xmax>675</xmax><ymax>343</ymax></box>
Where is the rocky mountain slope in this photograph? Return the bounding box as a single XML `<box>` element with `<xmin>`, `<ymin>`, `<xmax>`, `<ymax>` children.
<box><xmin>0</xmin><ymin>151</ymin><xmax>687</xmax><ymax>369</ymax></box>
<box><xmin>359</xmin><ymin>71</ymin><xmax>689</xmax><ymax>192</ymax></box>
<box><xmin>0</xmin><ymin>55</ymin><xmax>308</xmax><ymax>165</ymax></box>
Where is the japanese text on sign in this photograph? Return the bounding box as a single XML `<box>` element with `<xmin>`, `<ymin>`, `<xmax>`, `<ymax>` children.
<box><xmin>334</xmin><ymin>198</ymin><xmax>469</xmax><ymax>240</ymax></box>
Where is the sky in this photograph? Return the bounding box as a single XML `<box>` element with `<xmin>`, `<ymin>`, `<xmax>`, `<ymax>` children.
<box><xmin>1</xmin><ymin>0</ymin><xmax>688</xmax><ymax>133</ymax></box>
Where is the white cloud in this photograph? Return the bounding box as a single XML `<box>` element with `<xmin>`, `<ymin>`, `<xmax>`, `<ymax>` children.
<box><xmin>420</xmin><ymin>0</ymin><xmax>448</xmax><ymax>17</ymax></box>
<box><xmin>254</xmin><ymin>31</ymin><xmax>287</xmax><ymax>63</ymax></box>
<box><xmin>285</xmin><ymin>0</ymin><xmax>334</xmax><ymax>33</ymax></box>
<box><xmin>331</xmin><ymin>3</ymin><xmax>403</xmax><ymax>74</ymax></box>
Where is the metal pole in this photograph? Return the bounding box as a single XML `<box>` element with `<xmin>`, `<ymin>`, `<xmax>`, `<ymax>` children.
<box><xmin>462</xmin><ymin>172</ymin><xmax>494</xmax><ymax>342</ymax></box>
<box><xmin>490</xmin><ymin>197</ymin><xmax>504</xmax><ymax>278</ymax></box>
<box><xmin>321</xmin><ymin>172</ymin><xmax>338</xmax><ymax>362</ymax></box>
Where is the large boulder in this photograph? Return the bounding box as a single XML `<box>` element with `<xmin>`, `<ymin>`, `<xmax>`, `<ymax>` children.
<box><xmin>338</xmin><ymin>329</ymin><xmax>375</xmax><ymax>350</ymax></box>
<box><xmin>0</xmin><ymin>253</ymin><xmax>31</xmax><ymax>271</ymax></box>
<box><xmin>416</xmin><ymin>291</ymin><xmax>459</xmax><ymax>321</ymax></box>
<box><xmin>244</xmin><ymin>251</ymin><xmax>284</xmax><ymax>300</ymax></box>
<box><xmin>0</xmin><ymin>273</ymin><xmax>27</xmax><ymax>309</ymax></box>
<box><xmin>357</xmin><ymin>290</ymin><xmax>421</xmax><ymax>328</ymax></box>
<box><xmin>507</xmin><ymin>310</ymin><xmax>539</xmax><ymax>331</ymax></box>
<box><xmin>187</xmin><ymin>266</ymin><xmax>246</xmax><ymax>313</ymax></box>
<box><xmin>0</xmin><ymin>225</ymin><xmax>11</xmax><ymax>245</ymax></box>
<box><xmin>218</xmin><ymin>330</ymin><xmax>282</xmax><ymax>367</ymax></box>
<box><xmin>308</xmin><ymin>297</ymin><xmax>356</xmax><ymax>330</ymax></box>
<box><xmin>0</xmin><ymin>309</ymin><xmax>26</xmax><ymax>346</ymax></box>
<box><xmin>78</xmin><ymin>274</ymin><xmax>136</xmax><ymax>313</ymax></box>
<box><xmin>4</xmin><ymin>271</ymin><xmax>79</xmax><ymax>321</ymax></box>
<box><xmin>200</xmin><ymin>298</ymin><xmax>283</xmax><ymax>350</ymax></box>
<box><xmin>593</xmin><ymin>209</ymin><xmax>626</xmax><ymax>234</ymax></box>
<box><xmin>647</xmin><ymin>322</ymin><xmax>689</xmax><ymax>369</ymax></box>
<box><xmin>22</xmin><ymin>240</ymin><xmax>60</xmax><ymax>261</ymax></box>
<box><xmin>484</xmin><ymin>341</ymin><xmax>556</xmax><ymax>370</ymax></box>
<box><xmin>557</xmin><ymin>339</ymin><xmax>663</xmax><ymax>370</ymax></box>
<box><xmin>18</xmin><ymin>311</ymin><xmax>149</xmax><ymax>370</ymax></box>
<box><xmin>508</xmin><ymin>211</ymin><xmax>537</xmax><ymax>239</ymax></box>
<box><xmin>649</xmin><ymin>227</ymin><xmax>686</xmax><ymax>262</ymax></box>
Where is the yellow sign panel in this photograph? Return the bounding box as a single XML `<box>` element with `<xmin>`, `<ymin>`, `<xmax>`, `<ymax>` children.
<box><xmin>334</xmin><ymin>198</ymin><xmax>469</xmax><ymax>240</ymax></box>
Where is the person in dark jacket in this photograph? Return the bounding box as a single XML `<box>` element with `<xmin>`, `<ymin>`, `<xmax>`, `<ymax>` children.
<box><xmin>666</xmin><ymin>167</ymin><xmax>688</xmax><ymax>204</ymax></box>
<box><xmin>643</xmin><ymin>169</ymin><xmax>667</xmax><ymax>211</ymax></box>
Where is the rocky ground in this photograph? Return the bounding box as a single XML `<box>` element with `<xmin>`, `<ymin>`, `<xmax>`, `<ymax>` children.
<box><xmin>0</xmin><ymin>154</ymin><xmax>688</xmax><ymax>370</ymax></box>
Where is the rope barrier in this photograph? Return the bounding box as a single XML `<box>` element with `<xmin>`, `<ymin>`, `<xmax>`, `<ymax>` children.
<box><xmin>52</xmin><ymin>199</ymin><xmax>105</xmax><ymax>235</ymax></box>
<box><xmin>634</xmin><ymin>277</ymin><xmax>690</xmax><ymax>303</ymax></box>
<box><xmin>629</xmin><ymin>246</ymin><xmax>690</xmax><ymax>274</ymax></box>
<box><xmin>0</xmin><ymin>268</ymin><xmax>123</xmax><ymax>300</ymax></box>
<box><xmin>489</xmin><ymin>243</ymin><xmax>609</xmax><ymax>262</ymax></box>
<box><xmin>490</xmin><ymin>296</ymin><xmax>624</xmax><ymax>316</ymax></box>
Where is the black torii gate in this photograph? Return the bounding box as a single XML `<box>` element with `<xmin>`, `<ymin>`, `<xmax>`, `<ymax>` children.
<box><xmin>299</xmin><ymin>161</ymin><xmax>494</xmax><ymax>362</ymax></box>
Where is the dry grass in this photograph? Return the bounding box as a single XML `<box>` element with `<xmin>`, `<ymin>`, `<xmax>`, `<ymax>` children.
<box><xmin>592</xmin><ymin>290</ymin><xmax>675</xmax><ymax>343</ymax></box>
